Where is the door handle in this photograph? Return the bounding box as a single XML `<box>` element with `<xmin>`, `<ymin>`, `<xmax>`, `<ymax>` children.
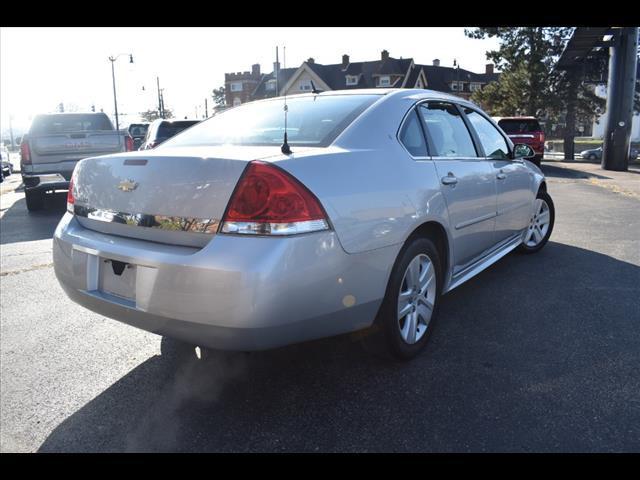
<box><xmin>496</xmin><ymin>171</ymin><xmax>507</xmax><ymax>180</ymax></box>
<box><xmin>441</xmin><ymin>174</ymin><xmax>458</xmax><ymax>186</ymax></box>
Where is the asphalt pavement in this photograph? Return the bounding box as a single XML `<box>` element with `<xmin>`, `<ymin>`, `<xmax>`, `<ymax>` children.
<box><xmin>1</xmin><ymin>163</ymin><xmax>639</xmax><ymax>452</ymax></box>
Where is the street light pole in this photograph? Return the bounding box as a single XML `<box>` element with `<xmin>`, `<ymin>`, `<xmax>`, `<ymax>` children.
<box><xmin>109</xmin><ymin>59</ymin><xmax>119</xmax><ymax>132</ymax></box>
<box><xmin>108</xmin><ymin>53</ymin><xmax>133</xmax><ymax>132</ymax></box>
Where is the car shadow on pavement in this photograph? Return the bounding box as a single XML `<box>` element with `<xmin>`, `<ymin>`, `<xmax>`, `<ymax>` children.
<box><xmin>37</xmin><ymin>241</ymin><xmax>640</xmax><ymax>452</ymax></box>
<box><xmin>0</xmin><ymin>192</ymin><xmax>67</xmax><ymax>245</ymax></box>
<box><xmin>540</xmin><ymin>164</ymin><xmax>612</xmax><ymax>180</ymax></box>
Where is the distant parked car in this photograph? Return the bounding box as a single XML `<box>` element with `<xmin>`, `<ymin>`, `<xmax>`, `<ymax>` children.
<box><xmin>630</xmin><ymin>147</ymin><xmax>638</xmax><ymax>161</ymax></box>
<box><xmin>1</xmin><ymin>143</ymin><xmax>12</xmax><ymax>179</ymax></box>
<box><xmin>127</xmin><ymin>123</ymin><xmax>149</xmax><ymax>151</ymax></box>
<box><xmin>580</xmin><ymin>146</ymin><xmax>603</xmax><ymax>161</ymax></box>
<box><xmin>494</xmin><ymin>117</ymin><xmax>545</xmax><ymax>167</ymax></box>
<box><xmin>139</xmin><ymin>119</ymin><xmax>200</xmax><ymax>150</ymax></box>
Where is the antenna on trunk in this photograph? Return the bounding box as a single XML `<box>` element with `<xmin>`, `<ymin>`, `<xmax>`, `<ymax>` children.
<box><xmin>281</xmin><ymin>45</ymin><xmax>292</xmax><ymax>155</ymax></box>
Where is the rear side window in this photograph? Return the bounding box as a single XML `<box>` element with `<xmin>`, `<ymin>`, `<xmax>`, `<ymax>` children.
<box><xmin>399</xmin><ymin>110</ymin><xmax>427</xmax><ymax>157</ymax></box>
<box><xmin>159</xmin><ymin>94</ymin><xmax>381</xmax><ymax>148</ymax></box>
<box><xmin>418</xmin><ymin>103</ymin><xmax>477</xmax><ymax>157</ymax></box>
<box><xmin>157</xmin><ymin>121</ymin><xmax>200</xmax><ymax>138</ymax></box>
<box><xmin>497</xmin><ymin>119</ymin><xmax>541</xmax><ymax>134</ymax></box>
<box><xmin>465</xmin><ymin>109</ymin><xmax>510</xmax><ymax>159</ymax></box>
<box><xmin>30</xmin><ymin>114</ymin><xmax>114</xmax><ymax>135</ymax></box>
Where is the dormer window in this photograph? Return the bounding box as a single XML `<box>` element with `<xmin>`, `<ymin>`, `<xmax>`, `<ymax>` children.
<box><xmin>265</xmin><ymin>80</ymin><xmax>276</xmax><ymax>91</ymax></box>
<box><xmin>346</xmin><ymin>75</ymin><xmax>359</xmax><ymax>86</ymax></box>
<box><xmin>299</xmin><ymin>80</ymin><xmax>312</xmax><ymax>91</ymax></box>
<box><xmin>378</xmin><ymin>76</ymin><xmax>391</xmax><ymax>87</ymax></box>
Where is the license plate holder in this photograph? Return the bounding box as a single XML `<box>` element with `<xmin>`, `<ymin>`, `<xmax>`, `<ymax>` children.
<box><xmin>99</xmin><ymin>258</ymin><xmax>137</xmax><ymax>301</ymax></box>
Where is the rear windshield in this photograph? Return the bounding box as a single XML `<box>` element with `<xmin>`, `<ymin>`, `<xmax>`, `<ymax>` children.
<box><xmin>498</xmin><ymin>119</ymin><xmax>541</xmax><ymax>134</ymax></box>
<box><xmin>128</xmin><ymin>124</ymin><xmax>149</xmax><ymax>136</ymax></box>
<box><xmin>30</xmin><ymin>114</ymin><xmax>114</xmax><ymax>135</ymax></box>
<box><xmin>159</xmin><ymin>94</ymin><xmax>381</xmax><ymax>148</ymax></box>
<box><xmin>157</xmin><ymin>121</ymin><xmax>200</xmax><ymax>138</ymax></box>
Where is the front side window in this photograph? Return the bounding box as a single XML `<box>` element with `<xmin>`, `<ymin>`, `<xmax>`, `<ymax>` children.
<box><xmin>160</xmin><ymin>94</ymin><xmax>381</xmax><ymax>148</ymax></box>
<box><xmin>399</xmin><ymin>110</ymin><xmax>427</xmax><ymax>157</ymax></box>
<box><xmin>464</xmin><ymin>108</ymin><xmax>510</xmax><ymax>159</ymax></box>
<box><xmin>418</xmin><ymin>103</ymin><xmax>477</xmax><ymax>158</ymax></box>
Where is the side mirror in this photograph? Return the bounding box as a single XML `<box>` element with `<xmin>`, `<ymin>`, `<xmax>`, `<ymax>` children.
<box><xmin>513</xmin><ymin>143</ymin><xmax>535</xmax><ymax>160</ymax></box>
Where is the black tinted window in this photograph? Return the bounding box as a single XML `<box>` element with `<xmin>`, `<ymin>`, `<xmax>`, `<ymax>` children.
<box><xmin>128</xmin><ymin>124</ymin><xmax>149</xmax><ymax>136</ymax></box>
<box><xmin>30</xmin><ymin>114</ymin><xmax>114</xmax><ymax>135</ymax></box>
<box><xmin>418</xmin><ymin>103</ymin><xmax>477</xmax><ymax>157</ymax></box>
<box><xmin>466</xmin><ymin>109</ymin><xmax>510</xmax><ymax>159</ymax></box>
<box><xmin>399</xmin><ymin>110</ymin><xmax>427</xmax><ymax>157</ymax></box>
<box><xmin>160</xmin><ymin>95</ymin><xmax>380</xmax><ymax>148</ymax></box>
<box><xmin>498</xmin><ymin>119</ymin><xmax>541</xmax><ymax>133</ymax></box>
<box><xmin>157</xmin><ymin>121</ymin><xmax>199</xmax><ymax>138</ymax></box>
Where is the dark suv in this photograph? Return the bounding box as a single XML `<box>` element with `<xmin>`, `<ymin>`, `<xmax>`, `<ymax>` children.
<box><xmin>139</xmin><ymin>119</ymin><xmax>200</xmax><ymax>150</ymax></box>
<box><xmin>494</xmin><ymin>117</ymin><xmax>545</xmax><ymax>166</ymax></box>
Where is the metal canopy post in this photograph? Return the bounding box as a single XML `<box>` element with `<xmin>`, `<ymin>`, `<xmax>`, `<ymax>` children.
<box><xmin>602</xmin><ymin>27</ymin><xmax>639</xmax><ymax>171</ymax></box>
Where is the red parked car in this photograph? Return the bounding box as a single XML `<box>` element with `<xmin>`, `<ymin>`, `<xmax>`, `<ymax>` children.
<box><xmin>494</xmin><ymin>117</ymin><xmax>545</xmax><ymax>166</ymax></box>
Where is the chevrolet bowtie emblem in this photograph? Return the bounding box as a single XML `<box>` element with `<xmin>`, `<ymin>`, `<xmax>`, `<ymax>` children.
<box><xmin>117</xmin><ymin>179</ymin><xmax>139</xmax><ymax>192</ymax></box>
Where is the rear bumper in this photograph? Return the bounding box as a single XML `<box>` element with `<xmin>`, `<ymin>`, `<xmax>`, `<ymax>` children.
<box><xmin>22</xmin><ymin>173</ymin><xmax>70</xmax><ymax>191</ymax></box>
<box><xmin>53</xmin><ymin>214</ymin><xmax>396</xmax><ymax>351</ymax></box>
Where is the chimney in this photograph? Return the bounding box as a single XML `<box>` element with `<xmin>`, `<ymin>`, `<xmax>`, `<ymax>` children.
<box><xmin>381</xmin><ymin>50</ymin><xmax>389</xmax><ymax>62</ymax></box>
<box><xmin>252</xmin><ymin>64</ymin><xmax>260</xmax><ymax>76</ymax></box>
<box><xmin>307</xmin><ymin>57</ymin><xmax>315</xmax><ymax>64</ymax></box>
<box><xmin>342</xmin><ymin>54</ymin><xmax>349</xmax><ymax>68</ymax></box>
<box><xmin>432</xmin><ymin>59</ymin><xmax>440</xmax><ymax>67</ymax></box>
<box><xmin>273</xmin><ymin>61</ymin><xmax>280</xmax><ymax>74</ymax></box>
<box><xmin>486</xmin><ymin>63</ymin><xmax>494</xmax><ymax>75</ymax></box>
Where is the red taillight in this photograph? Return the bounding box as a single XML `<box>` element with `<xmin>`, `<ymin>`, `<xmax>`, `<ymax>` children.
<box><xmin>66</xmin><ymin>175</ymin><xmax>75</xmax><ymax>213</ymax></box>
<box><xmin>538</xmin><ymin>131</ymin><xmax>545</xmax><ymax>144</ymax></box>
<box><xmin>20</xmin><ymin>141</ymin><xmax>31</xmax><ymax>165</ymax></box>
<box><xmin>125</xmin><ymin>135</ymin><xmax>134</xmax><ymax>152</ymax></box>
<box><xmin>221</xmin><ymin>161</ymin><xmax>329</xmax><ymax>235</ymax></box>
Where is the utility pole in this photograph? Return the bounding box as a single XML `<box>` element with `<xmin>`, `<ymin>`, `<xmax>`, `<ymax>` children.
<box><xmin>9</xmin><ymin>114</ymin><xmax>15</xmax><ymax>150</ymax></box>
<box><xmin>275</xmin><ymin>46</ymin><xmax>280</xmax><ymax>96</ymax></box>
<box><xmin>157</xmin><ymin>77</ymin><xmax>163</xmax><ymax>119</ymax></box>
<box><xmin>204</xmin><ymin>98</ymin><xmax>208</xmax><ymax>118</ymax></box>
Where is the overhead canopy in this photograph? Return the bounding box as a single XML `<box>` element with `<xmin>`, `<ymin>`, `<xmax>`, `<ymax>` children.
<box><xmin>556</xmin><ymin>27</ymin><xmax>614</xmax><ymax>70</ymax></box>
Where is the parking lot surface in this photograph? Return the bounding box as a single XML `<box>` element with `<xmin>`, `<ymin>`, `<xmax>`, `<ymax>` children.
<box><xmin>1</xmin><ymin>163</ymin><xmax>639</xmax><ymax>452</ymax></box>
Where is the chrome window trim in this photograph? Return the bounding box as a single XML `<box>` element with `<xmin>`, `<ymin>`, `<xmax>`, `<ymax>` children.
<box><xmin>72</xmin><ymin>205</ymin><xmax>219</xmax><ymax>235</ymax></box>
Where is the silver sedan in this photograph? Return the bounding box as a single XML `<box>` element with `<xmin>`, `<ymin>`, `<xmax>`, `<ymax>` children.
<box><xmin>53</xmin><ymin>89</ymin><xmax>554</xmax><ymax>360</ymax></box>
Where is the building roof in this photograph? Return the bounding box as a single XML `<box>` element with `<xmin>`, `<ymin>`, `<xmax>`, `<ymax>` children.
<box><xmin>251</xmin><ymin>67</ymin><xmax>298</xmax><ymax>99</ymax></box>
<box><xmin>418</xmin><ymin>65</ymin><xmax>500</xmax><ymax>93</ymax></box>
<box><xmin>304</xmin><ymin>57</ymin><xmax>414</xmax><ymax>90</ymax></box>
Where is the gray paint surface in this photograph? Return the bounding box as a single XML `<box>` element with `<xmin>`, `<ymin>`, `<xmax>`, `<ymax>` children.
<box><xmin>53</xmin><ymin>89</ymin><xmax>545</xmax><ymax>350</ymax></box>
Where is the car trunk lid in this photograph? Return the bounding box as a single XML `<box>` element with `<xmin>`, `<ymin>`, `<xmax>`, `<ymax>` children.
<box><xmin>72</xmin><ymin>146</ymin><xmax>293</xmax><ymax>247</ymax></box>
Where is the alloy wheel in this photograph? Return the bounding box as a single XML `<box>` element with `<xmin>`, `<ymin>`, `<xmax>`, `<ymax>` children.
<box><xmin>397</xmin><ymin>253</ymin><xmax>437</xmax><ymax>344</ymax></box>
<box><xmin>525</xmin><ymin>198</ymin><xmax>551</xmax><ymax>247</ymax></box>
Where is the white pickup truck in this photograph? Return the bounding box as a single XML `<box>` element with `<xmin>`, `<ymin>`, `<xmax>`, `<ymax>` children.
<box><xmin>20</xmin><ymin>112</ymin><xmax>133</xmax><ymax>211</ymax></box>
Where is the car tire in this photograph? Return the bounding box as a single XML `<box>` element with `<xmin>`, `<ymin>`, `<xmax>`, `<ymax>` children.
<box><xmin>25</xmin><ymin>189</ymin><xmax>45</xmax><ymax>211</ymax></box>
<box><xmin>363</xmin><ymin>236</ymin><xmax>443</xmax><ymax>361</ymax></box>
<box><xmin>588</xmin><ymin>154</ymin><xmax>597</xmax><ymax>161</ymax></box>
<box><xmin>517</xmin><ymin>190</ymin><xmax>555</xmax><ymax>254</ymax></box>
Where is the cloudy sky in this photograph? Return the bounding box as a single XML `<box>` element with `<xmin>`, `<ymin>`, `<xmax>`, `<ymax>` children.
<box><xmin>0</xmin><ymin>27</ymin><xmax>499</xmax><ymax>134</ymax></box>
